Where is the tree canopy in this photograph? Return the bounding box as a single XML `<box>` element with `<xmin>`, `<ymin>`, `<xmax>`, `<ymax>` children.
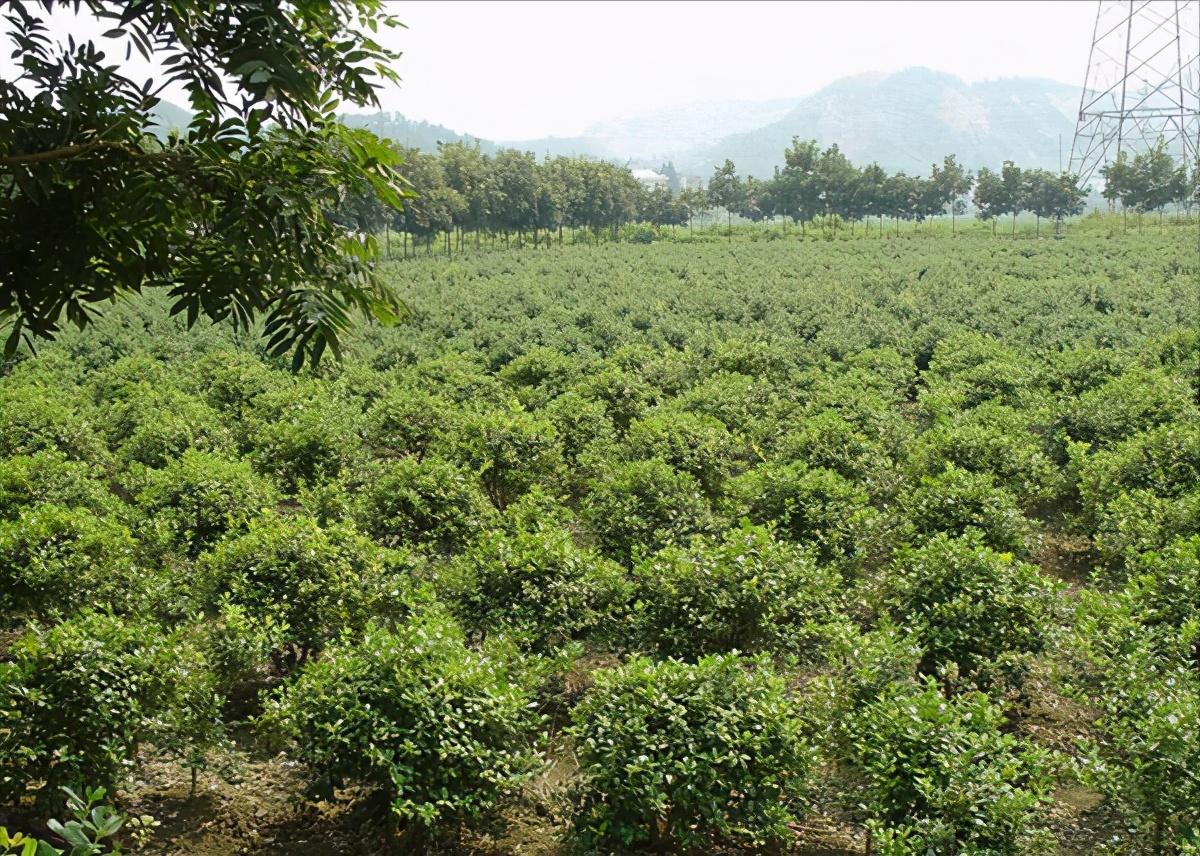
<box><xmin>0</xmin><ymin>0</ymin><xmax>407</xmax><ymax>367</ymax></box>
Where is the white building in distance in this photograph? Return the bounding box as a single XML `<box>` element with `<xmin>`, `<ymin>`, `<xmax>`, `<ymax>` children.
<box><xmin>631</xmin><ymin>168</ymin><xmax>669</xmax><ymax>190</ymax></box>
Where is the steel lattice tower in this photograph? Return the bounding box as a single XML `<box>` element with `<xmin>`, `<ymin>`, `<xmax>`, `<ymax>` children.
<box><xmin>1068</xmin><ymin>0</ymin><xmax>1200</xmax><ymax>187</ymax></box>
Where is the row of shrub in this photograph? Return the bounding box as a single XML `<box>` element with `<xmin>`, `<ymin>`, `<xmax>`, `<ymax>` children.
<box><xmin>1</xmin><ymin>234</ymin><xmax>1197</xmax><ymax>852</ymax></box>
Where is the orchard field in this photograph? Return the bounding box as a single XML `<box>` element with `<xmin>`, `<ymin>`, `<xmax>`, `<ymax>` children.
<box><xmin>2</xmin><ymin>220</ymin><xmax>1199</xmax><ymax>855</ymax></box>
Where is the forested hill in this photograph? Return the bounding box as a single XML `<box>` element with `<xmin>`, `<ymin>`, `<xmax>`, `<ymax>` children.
<box><xmin>150</xmin><ymin>67</ymin><xmax>1079</xmax><ymax>173</ymax></box>
<box><xmin>149</xmin><ymin>101</ymin><xmax>499</xmax><ymax>153</ymax></box>
<box><xmin>687</xmin><ymin>68</ymin><xmax>1079</xmax><ymax>177</ymax></box>
<box><xmin>338</xmin><ymin>111</ymin><xmax>497</xmax><ymax>153</ymax></box>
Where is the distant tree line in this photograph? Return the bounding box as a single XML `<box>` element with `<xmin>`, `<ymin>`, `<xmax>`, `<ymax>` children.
<box><xmin>334</xmin><ymin>133</ymin><xmax>1200</xmax><ymax>254</ymax></box>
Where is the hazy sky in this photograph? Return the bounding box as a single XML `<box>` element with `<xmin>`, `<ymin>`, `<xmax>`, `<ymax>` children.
<box><xmin>4</xmin><ymin>1</ymin><xmax>1098</xmax><ymax>140</ymax></box>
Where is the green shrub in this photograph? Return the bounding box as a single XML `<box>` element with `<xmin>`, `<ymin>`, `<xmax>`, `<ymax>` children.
<box><xmin>197</xmin><ymin>597</ymin><xmax>289</xmax><ymax>712</ymax></box>
<box><xmin>570</xmin><ymin>654</ymin><xmax>813</xmax><ymax>852</ymax></box>
<box><xmin>680</xmin><ymin>371</ymin><xmax>778</xmax><ymax>434</ymax></box>
<box><xmin>0</xmin><ymin>504</ymin><xmax>139</xmax><ymax>621</ymax></box>
<box><xmin>882</xmin><ymin>534</ymin><xmax>1058</xmax><ymax>687</ymax></box>
<box><xmin>260</xmin><ymin>614</ymin><xmax>540</xmax><ymax>835</ymax></box>
<box><xmin>0</xmin><ymin>612</ymin><xmax>218</xmax><ymax>808</ymax></box>
<box><xmin>896</xmin><ymin>464</ymin><xmax>1029</xmax><ymax>554</ymax></box>
<box><xmin>572</xmin><ymin>366</ymin><xmax>655</xmax><ymax>431</ymax></box>
<box><xmin>631</xmin><ymin>523</ymin><xmax>842</xmax><ymax>659</ymax></box>
<box><xmin>723</xmin><ymin>461</ymin><xmax>870</xmax><ymax>562</ymax></box>
<box><xmin>360</xmin><ymin>386</ymin><xmax>450</xmax><ymax>459</ymax></box>
<box><xmin>622</xmin><ymin>408</ymin><xmax>738</xmax><ymax>498</ymax></box>
<box><xmin>409</xmin><ymin>353</ymin><xmax>506</xmax><ymax>405</ymax></box>
<box><xmin>920</xmin><ymin>345</ymin><xmax>1039</xmax><ymax>414</ymax></box>
<box><xmin>498</xmin><ymin>346</ymin><xmax>581</xmax><ymax>408</ymax></box>
<box><xmin>0</xmin><ymin>451</ymin><xmax>115</xmax><ymax>521</ymax></box>
<box><xmin>0</xmin><ymin>385</ymin><xmax>108</xmax><ymax>464</ymax></box>
<box><xmin>1120</xmin><ymin>537</ymin><xmax>1200</xmax><ymax>630</ymax></box>
<box><xmin>99</xmin><ymin>385</ymin><xmax>232</xmax><ymax>468</ymax></box>
<box><xmin>772</xmin><ymin>409</ymin><xmax>892</xmax><ymax>484</ymax></box>
<box><xmin>188</xmin><ymin>349</ymin><xmax>283</xmax><ymax>420</ymax></box>
<box><xmin>439</xmin><ymin>523</ymin><xmax>628</xmax><ymax>651</ymax></box>
<box><xmin>133</xmin><ymin>450</ymin><xmax>278</xmax><ymax>556</ymax></box>
<box><xmin>581</xmin><ymin>458</ymin><xmax>711</xmax><ymax>564</ymax></box>
<box><xmin>437</xmin><ymin>405</ymin><xmax>564</xmax><ymax>509</ymax></box>
<box><xmin>1078</xmin><ymin>630</ymin><xmax>1200</xmax><ymax>854</ymax></box>
<box><xmin>1073</xmin><ymin>423</ymin><xmax>1200</xmax><ymax>510</ymax></box>
<box><xmin>909</xmin><ymin>404</ymin><xmax>1064</xmax><ymax>509</ymax></box>
<box><xmin>1059</xmin><ymin>366</ymin><xmax>1196</xmax><ymax>449</ymax></box>
<box><xmin>1087</xmin><ymin>487</ymin><xmax>1200</xmax><ymax>575</ymax></box>
<box><xmin>246</xmin><ymin>385</ymin><xmax>362</xmax><ymax>491</ymax></box>
<box><xmin>849</xmin><ymin>679</ymin><xmax>1055</xmax><ymax>855</ymax></box>
<box><xmin>542</xmin><ymin>392</ymin><xmax>616</xmax><ymax>466</ymax></box>
<box><xmin>354</xmin><ymin>455</ymin><xmax>495</xmax><ymax>551</ymax></box>
<box><xmin>198</xmin><ymin>511</ymin><xmax>409</xmax><ymax>653</ymax></box>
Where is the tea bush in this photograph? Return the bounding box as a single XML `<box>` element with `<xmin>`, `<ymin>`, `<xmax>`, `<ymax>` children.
<box><xmin>261</xmin><ymin>613</ymin><xmax>540</xmax><ymax>836</ymax></box>
<box><xmin>132</xmin><ymin>450</ymin><xmax>278</xmax><ymax>557</ymax></box>
<box><xmin>197</xmin><ymin>511</ymin><xmax>404</xmax><ymax>653</ymax></box>
<box><xmin>849</xmin><ymin>679</ymin><xmax>1055</xmax><ymax>854</ymax></box>
<box><xmin>882</xmin><ymin>533</ymin><xmax>1059</xmax><ymax>686</ymax></box>
<box><xmin>0</xmin><ymin>505</ymin><xmax>140</xmax><ymax>621</ymax></box>
<box><xmin>895</xmin><ymin>464</ymin><xmax>1030</xmax><ymax>554</ymax></box>
<box><xmin>439</xmin><ymin>522</ymin><xmax>628</xmax><ymax>650</ymax></box>
<box><xmin>0</xmin><ymin>451</ymin><xmax>115</xmax><ymax>521</ymax></box>
<box><xmin>631</xmin><ymin>523</ymin><xmax>843</xmax><ymax>659</ymax></box>
<box><xmin>0</xmin><ymin>612</ymin><xmax>218</xmax><ymax>808</ymax></box>
<box><xmin>580</xmin><ymin>458</ymin><xmax>711</xmax><ymax>564</ymax></box>
<box><xmin>354</xmin><ymin>454</ymin><xmax>495</xmax><ymax>551</ymax></box>
<box><xmin>570</xmin><ymin>654</ymin><xmax>813</xmax><ymax>852</ymax></box>
<box><xmin>723</xmin><ymin>461</ymin><xmax>871</xmax><ymax>562</ymax></box>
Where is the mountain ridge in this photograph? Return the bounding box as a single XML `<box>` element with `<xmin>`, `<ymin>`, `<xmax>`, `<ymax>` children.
<box><xmin>152</xmin><ymin>67</ymin><xmax>1082</xmax><ymax>176</ymax></box>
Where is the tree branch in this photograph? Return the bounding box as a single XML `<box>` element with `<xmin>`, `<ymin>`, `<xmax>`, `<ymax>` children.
<box><xmin>0</xmin><ymin>140</ymin><xmax>145</xmax><ymax>166</ymax></box>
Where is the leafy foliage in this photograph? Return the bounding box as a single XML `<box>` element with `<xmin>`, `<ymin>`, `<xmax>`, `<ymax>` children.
<box><xmin>849</xmin><ymin>680</ymin><xmax>1055</xmax><ymax>854</ymax></box>
<box><xmin>631</xmin><ymin>523</ymin><xmax>843</xmax><ymax>659</ymax></box>
<box><xmin>261</xmin><ymin>613</ymin><xmax>540</xmax><ymax>834</ymax></box>
<box><xmin>0</xmin><ymin>0</ymin><xmax>408</xmax><ymax>367</ymax></box>
<box><xmin>570</xmin><ymin>654</ymin><xmax>813</xmax><ymax>852</ymax></box>
<box><xmin>0</xmin><ymin>612</ymin><xmax>217</xmax><ymax>808</ymax></box>
<box><xmin>882</xmin><ymin>533</ymin><xmax>1059</xmax><ymax>687</ymax></box>
<box><xmin>581</xmin><ymin>458</ymin><xmax>711</xmax><ymax>564</ymax></box>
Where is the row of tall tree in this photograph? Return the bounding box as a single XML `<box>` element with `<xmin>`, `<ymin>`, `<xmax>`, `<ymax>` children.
<box><xmin>1100</xmin><ymin>139</ymin><xmax>1196</xmax><ymax>226</ymax></box>
<box><xmin>334</xmin><ymin>135</ymin><xmax>1200</xmax><ymax>254</ymax></box>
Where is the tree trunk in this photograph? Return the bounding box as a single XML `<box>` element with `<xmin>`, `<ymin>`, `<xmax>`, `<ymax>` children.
<box><xmin>1011</xmin><ymin>211</ymin><xmax>1016</xmax><ymax>236</ymax></box>
<box><xmin>1036</xmin><ymin>215</ymin><xmax>1040</xmax><ymax>237</ymax></box>
<box><xmin>727</xmin><ymin>210</ymin><xmax>732</xmax><ymax>242</ymax></box>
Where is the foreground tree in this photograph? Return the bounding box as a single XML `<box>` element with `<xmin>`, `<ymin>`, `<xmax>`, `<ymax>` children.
<box><xmin>0</xmin><ymin>0</ymin><xmax>407</xmax><ymax>367</ymax></box>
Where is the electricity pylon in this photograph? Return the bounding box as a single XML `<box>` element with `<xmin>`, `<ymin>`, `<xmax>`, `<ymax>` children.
<box><xmin>1068</xmin><ymin>0</ymin><xmax>1200</xmax><ymax>186</ymax></box>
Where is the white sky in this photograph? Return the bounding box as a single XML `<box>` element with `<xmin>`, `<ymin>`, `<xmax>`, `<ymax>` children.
<box><xmin>3</xmin><ymin>1</ymin><xmax>1099</xmax><ymax>140</ymax></box>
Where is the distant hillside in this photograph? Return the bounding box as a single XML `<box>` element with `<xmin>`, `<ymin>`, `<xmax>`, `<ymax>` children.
<box><xmin>145</xmin><ymin>69</ymin><xmax>1082</xmax><ymax>176</ymax></box>
<box><xmin>148</xmin><ymin>103</ymin><xmax>500</xmax><ymax>154</ymax></box>
<box><xmin>148</xmin><ymin>100</ymin><xmax>193</xmax><ymax>135</ymax></box>
<box><xmin>339</xmin><ymin>111</ymin><xmax>497</xmax><ymax>154</ymax></box>
<box><xmin>687</xmin><ymin>68</ymin><xmax>1079</xmax><ymax>177</ymax></box>
<box><xmin>507</xmin><ymin>96</ymin><xmax>805</xmax><ymax>162</ymax></box>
